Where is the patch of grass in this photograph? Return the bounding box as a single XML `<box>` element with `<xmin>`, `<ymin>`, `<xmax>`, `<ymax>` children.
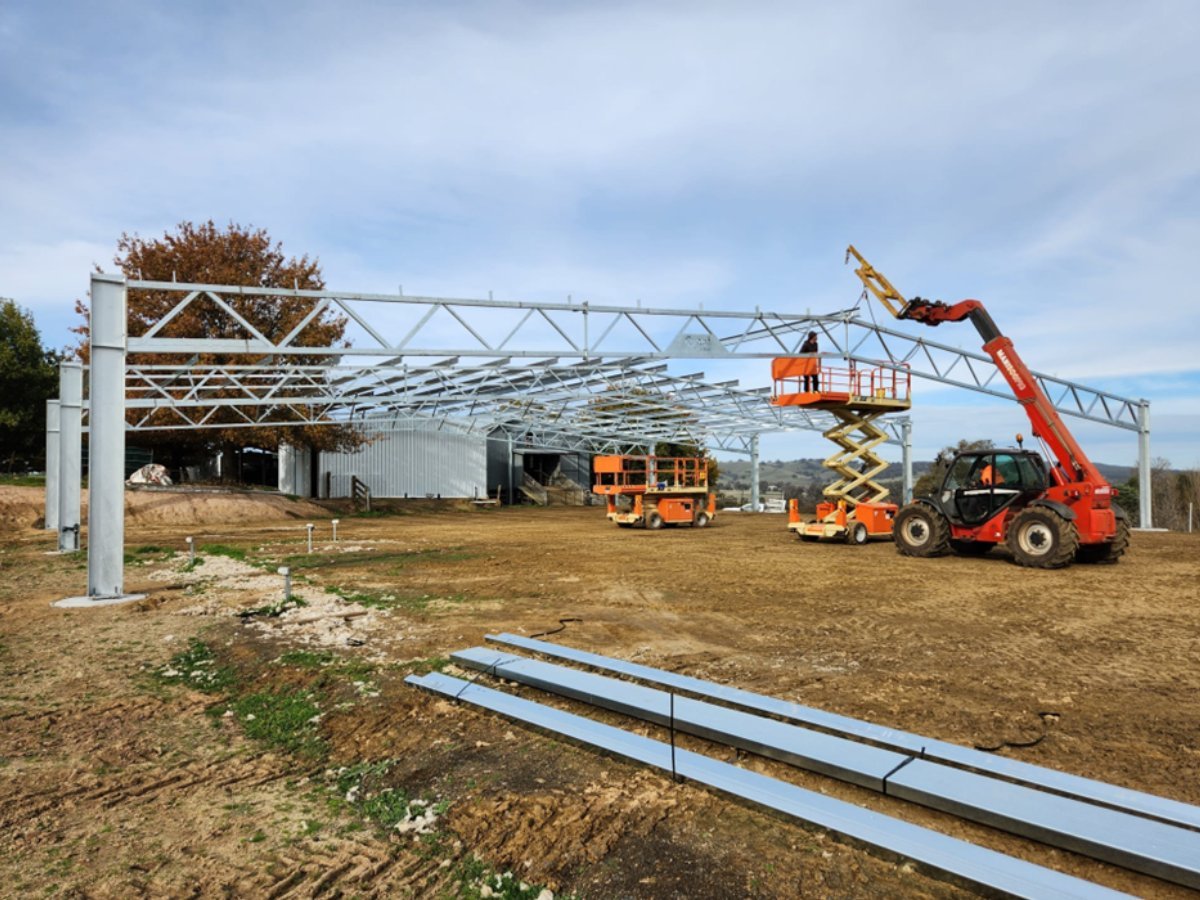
<box><xmin>456</xmin><ymin>857</ymin><xmax>554</xmax><ymax>900</ymax></box>
<box><xmin>155</xmin><ymin>639</ymin><xmax>236</xmax><ymax>694</ymax></box>
<box><xmin>276</xmin><ymin>649</ymin><xmax>335</xmax><ymax>669</ymax></box>
<box><xmin>325</xmin><ymin>585</ymin><xmax>392</xmax><ymax>609</ymax></box>
<box><xmin>273</xmin><ymin>649</ymin><xmax>375</xmax><ymax>684</ymax></box>
<box><xmin>134</xmin><ymin>544</ymin><xmax>168</xmax><ymax>554</ymax></box>
<box><xmin>239</xmin><ymin>596</ymin><xmax>308</xmax><ymax>619</ymax></box>
<box><xmin>329</xmin><ymin>760</ymin><xmax>448</xmax><ymax>833</ymax></box>
<box><xmin>200</xmin><ymin>543</ymin><xmax>249</xmax><ymax>561</ymax></box>
<box><xmin>325</xmin><ymin>585</ymin><xmax>469</xmax><ymax>612</ymax></box>
<box><xmin>408</xmin><ymin>656</ymin><xmax>451</xmax><ymax>675</ymax></box>
<box><xmin>229</xmin><ymin>689</ymin><xmax>325</xmax><ymax>757</ymax></box>
<box><xmin>182</xmin><ymin>557</ymin><xmax>204</xmax><ymax>572</ymax></box>
<box><xmin>0</xmin><ymin>473</ymin><xmax>45</xmax><ymax>487</ymax></box>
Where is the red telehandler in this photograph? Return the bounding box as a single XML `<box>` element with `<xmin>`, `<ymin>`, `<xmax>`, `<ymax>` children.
<box><xmin>847</xmin><ymin>247</ymin><xmax>1130</xmax><ymax>568</ymax></box>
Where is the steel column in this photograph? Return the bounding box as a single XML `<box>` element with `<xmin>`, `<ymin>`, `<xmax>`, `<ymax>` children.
<box><xmin>45</xmin><ymin>399</ymin><xmax>60</xmax><ymax>530</ymax></box>
<box><xmin>902</xmin><ymin>418</ymin><xmax>913</xmax><ymax>503</ymax></box>
<box><xmin>507</xmin><ymin>435</ymin><xmax>515</xmax><ymax>506</ymax></box>
<box><xmin>87</xmin><ymin>274</ymin><xmax>128</xmax><ymax>597</ymax></box>
<box><xmin>1137</xmin><ymin>401</ymin><xmax>1152</xmax><ymax>529</ymax></box>
<box><xmin>58</xmin><ymin>363</ymin><xmax>83</xmax><ymax>552</ymax></box>
<box><xmin>749</xmin><ymin>434</ymin><xmax>760</xmax><ymax>512</ymax></box>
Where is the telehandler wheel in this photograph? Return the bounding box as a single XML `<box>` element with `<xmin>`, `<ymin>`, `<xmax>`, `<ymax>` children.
<box><xmin>645</xmin><ymin>511</ymin><xmax>664</xmax><ymax>530</ymax></box>
<box><xmin>1074</xmin><ymin>516</ymin><xmax>1130</xmax><ymax>564</ymax></box>
<box><xmin>893</xmin><ymin>504</ymin><xmax>951</xmax><ymax>557</ymax></box>
<box><xmin>846</xmin><ymin>522</ymin><xmax>869</xmax><ymax>545</ymax></box>
<box><xmin>1006</xmin><ymin>506</ymin><xmax>1079</xmax><ymax>568</ymax></box>
<box><xmin>694</xmin><ymin>512</ymin><xmax>711</xmax><ymax>528</ymax></box>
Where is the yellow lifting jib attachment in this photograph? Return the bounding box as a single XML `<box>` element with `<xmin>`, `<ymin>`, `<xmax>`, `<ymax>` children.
<box><xmin>845</xmin><ymin>244</ymin><xmax>906</xmax><ymax>320</ymax></box>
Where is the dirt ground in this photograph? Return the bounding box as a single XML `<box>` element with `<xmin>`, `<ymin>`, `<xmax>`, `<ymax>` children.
<box><xmin>1</xmin><ymin>493</ymin><xmax>1199</xmax><ymax>898</ymax></box>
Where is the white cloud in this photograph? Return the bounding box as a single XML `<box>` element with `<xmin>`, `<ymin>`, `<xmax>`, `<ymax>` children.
<box><xmin>1</xmin><ymin>0</ymin><xmax>1197</xmax><ymax>457</ymax></box>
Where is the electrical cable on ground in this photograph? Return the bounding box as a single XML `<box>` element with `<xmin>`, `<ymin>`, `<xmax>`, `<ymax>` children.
<box><xmin>529</xmin><ymin>617</ymin><xmax>582</xmax><ymax>639</ymax></box>
<box><xmin>974</xmin><ymin>712</ymin><xmax>1061</xmax><ymax>752</ymax></box>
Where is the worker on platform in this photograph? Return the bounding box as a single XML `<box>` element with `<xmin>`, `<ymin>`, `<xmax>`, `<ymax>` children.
<box><xmin>801</xmin><ymin>331</ymin><xmax>820</xmax><ymax>391</ymax></box>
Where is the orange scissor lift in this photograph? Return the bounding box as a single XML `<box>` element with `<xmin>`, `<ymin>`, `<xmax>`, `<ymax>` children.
<box><xmin>771</xmin><ymin>359</ymin><xmax>911</xmax><ymax>544</ymax></box>
<box><xmin>593</xmin><ymin>455</ymin><xmax>717</xmax><ymax>529</ymax></box>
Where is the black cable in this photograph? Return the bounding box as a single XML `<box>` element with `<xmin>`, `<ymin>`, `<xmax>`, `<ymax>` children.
<box><xmin>974</xmin><ymin>712</ymin><xmax>1061</xmax><ymax>752</ymax></box>
<box><xmin>529</xmin><ymin>617</ymin><xmax>582</xmax><ymax>639</ymax></box>
<box><xmin>453</xmin><ymin>656</ymin><xmax>514</xmax><ymax>702</ymax></box>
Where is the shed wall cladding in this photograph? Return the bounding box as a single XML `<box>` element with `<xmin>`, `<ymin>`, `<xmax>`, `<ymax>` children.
<box><xmin>320</xmin><ymin>426</ymin><xmax>487</xmax><ymax>499</ymax></box>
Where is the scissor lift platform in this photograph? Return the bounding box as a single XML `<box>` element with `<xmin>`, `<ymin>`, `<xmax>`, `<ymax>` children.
<box><xmin>771</xmin><ymin>359</ymin><xmax>911</xmax><ymax>544</ymax></box>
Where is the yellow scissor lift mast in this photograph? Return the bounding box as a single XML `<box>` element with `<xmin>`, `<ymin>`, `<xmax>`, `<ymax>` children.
<box><xmin>769</xmin><ymin>247</ymin><xmax>912</xmax><ymax>544</ymax></box>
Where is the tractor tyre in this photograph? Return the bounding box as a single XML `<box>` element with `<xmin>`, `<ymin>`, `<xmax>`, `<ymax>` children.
<box><xmin>846</xmin><ymin>522</ymin><xmax>870</xmax><ymax>545</ymax></box>
<box><xmin>645</xmin><ymin>511</ymin><xmax>664</xmax><ymax>530</ymax></box>
<box><xmin>1074</xmin><ymin>516</ymin><xmax>1130</xmax><ymax>564</ymax></box>
<box><xmin>1006</xmin><ymin>507</ymin><xmax>1079</xmax><ymax>569</ymax></box>
<box><xmin>893</xmin><ymin>505</ymin><xmax>951</xmax><ymax>558</ymax></box>
<box><xmin>950</xmin><ymin>539</ymin><xmax>993</xmax><ymax>557</ymax></box>
<box><xmin>694</xmin><ymin>512</ymin><xmax>711</xmax><ymax>528</ymax></box>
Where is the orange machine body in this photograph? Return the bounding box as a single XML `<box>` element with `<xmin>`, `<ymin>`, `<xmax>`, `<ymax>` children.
<box><xmin>593</xmin><ymin>455</ymin><xmax>716</xmax><ymax>530</ymax></box>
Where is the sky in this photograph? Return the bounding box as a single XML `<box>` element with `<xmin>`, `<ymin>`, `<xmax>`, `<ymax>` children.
<box><xmin>1</xmin><ymin>0</ymin><xmax>1198</xmax><ymax>468</ymax></box>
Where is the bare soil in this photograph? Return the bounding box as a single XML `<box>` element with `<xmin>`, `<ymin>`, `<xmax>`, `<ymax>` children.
<box><xmin>1</xmin><ymin>494</ymin><xmax>1198</xmax><ymax>898</ymax></box>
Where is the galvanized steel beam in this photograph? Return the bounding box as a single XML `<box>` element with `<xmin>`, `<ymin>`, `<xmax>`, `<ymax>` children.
<box><xmin>487</xmin><ymin>634</ymin><xmax>1200</xmax><ymax>833</ymax></box>
<box><xmin>87</xmin><ymin>274</ymin><xmax>128</xmax><ymax>598</ymax></box>
<box><xmin>44</xmin><ymin>399</ymin><xmax>59</xmax><ymax>531</ymax></box>
<box><xmin>57</xmin><ymin>362</ymin><xmax>82</xmax><ymax>552</ymax></box>
<box><xmin>407</xmin><ymin>671</ymin><xmax>1125</xmax><ymax>899</ymax></box>
<box><xmin>454</xmin><ymin>647</ymin><xmax>1200</xmax><ymax>889</ymax></box>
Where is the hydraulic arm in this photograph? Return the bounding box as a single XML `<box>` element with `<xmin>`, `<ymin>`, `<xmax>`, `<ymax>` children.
<box><xmin>846</xmin><ymin>246</ymin><xmax>1109</xmax><ymax>493</ymax></box>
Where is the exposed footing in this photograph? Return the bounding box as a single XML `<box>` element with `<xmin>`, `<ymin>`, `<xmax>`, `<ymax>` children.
<box><xmin>53</xmin><ymin>594</ymin><xmax>147</xmax><ymax>609</ymax></box>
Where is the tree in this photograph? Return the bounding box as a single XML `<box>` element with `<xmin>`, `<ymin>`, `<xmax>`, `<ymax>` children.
<box><xmin>912</xmin><ymin>438</ymin><xmax>995</xmax><ymax>497</ymax></box>
<box><xmin>0</xmin><ymin>299</ymin><xmax>59</xmax><ymax>473</ymax></box>
<box><xmin>72</xmin><ymin>221</ymin><xmax>365</xmax><ymax>479</ymax></box>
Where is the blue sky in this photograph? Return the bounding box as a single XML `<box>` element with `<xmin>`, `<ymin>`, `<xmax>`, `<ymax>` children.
<box><xmin>2</xmin><ymin>0</ymin><xmax>1197</xmax><ymax>468</ymax></box>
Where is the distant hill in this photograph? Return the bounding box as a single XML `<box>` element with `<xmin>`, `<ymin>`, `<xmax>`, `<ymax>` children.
<box><xmin>717</xmin><ymin>458</ymin><xmax>1136</xmax><ymax>490</ymax></box>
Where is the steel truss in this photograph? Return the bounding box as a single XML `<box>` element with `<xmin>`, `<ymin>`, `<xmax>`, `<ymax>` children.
<box><xmin>52</xmin><ymin>275</ymin><xmax>1151</xmax><ymax>601</ymax></box>
<box><xmin>124</xmin><ymin>280</ymin><xmax>1141</xmax><ymax>433</ymax></box>
<box><xmin>122</xmin><ymin>356</ymin><xmax>901</xmax><ymax>455</ymax></box>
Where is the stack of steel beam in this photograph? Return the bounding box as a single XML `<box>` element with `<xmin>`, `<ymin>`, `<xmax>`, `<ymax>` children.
<box><xmin>407</xmin><ymin>634</ymin><xmax>1200</xmax><ymax>897</ymax></box>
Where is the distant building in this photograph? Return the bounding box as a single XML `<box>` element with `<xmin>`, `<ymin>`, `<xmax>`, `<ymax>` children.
<box><xmin>278</xmin><ymin>418</ymin><xmax>590</xmax><ymax>504</ymax></box>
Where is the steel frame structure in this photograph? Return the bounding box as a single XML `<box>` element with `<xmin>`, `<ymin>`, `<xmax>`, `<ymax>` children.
<box><xmin>121</xmin><ymin>356</ymin><xmax>893</xmax><ymax>452</ymax></box>
<box><xmin>50</xmin><ymin>275</ymin><xmax>1150</xmax><ymax>601</ymax></box>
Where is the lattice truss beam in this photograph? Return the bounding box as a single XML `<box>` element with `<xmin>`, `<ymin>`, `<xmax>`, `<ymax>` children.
<box><xmin>123</xmin><ymin>356</ymin><xmax>886</xmax><ymax>454</ymax></box>
<box><xmin>123</xmin><ymin>281</ymin><xmax>1141</xmax><ymax>436</ymax></box>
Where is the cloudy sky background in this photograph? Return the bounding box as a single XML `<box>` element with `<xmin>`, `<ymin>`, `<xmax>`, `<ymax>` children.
<box><xmin>2</xmin><ymin>0</ymin><xmax>1197</xmax><ymax>467</ymax></box>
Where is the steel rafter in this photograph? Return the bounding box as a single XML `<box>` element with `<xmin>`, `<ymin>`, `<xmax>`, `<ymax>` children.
<box><xmin>120</xmin><ymin>356</ymin><xmax>896</xmax><ymax>455</ymax></box>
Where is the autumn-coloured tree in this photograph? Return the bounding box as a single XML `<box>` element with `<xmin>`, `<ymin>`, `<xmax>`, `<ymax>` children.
<box><xmin>72</xmin><ymin>221</ymin><xmax>365</xmax><ymax>479</ymax></box>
